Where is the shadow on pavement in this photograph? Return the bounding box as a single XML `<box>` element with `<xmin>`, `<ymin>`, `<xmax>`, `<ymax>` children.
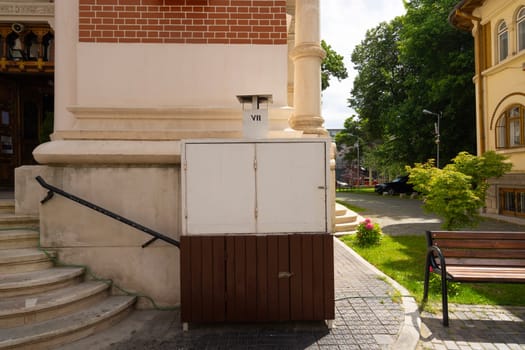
<box><xmin>420</xmin><ymin>317</ymin><xmax>525</xmax><ymax>345</ymax></box>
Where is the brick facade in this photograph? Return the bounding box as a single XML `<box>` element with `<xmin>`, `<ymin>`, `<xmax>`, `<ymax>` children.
<box><xmin>79</xmin><ymin>0</ymin><xmax>288</xmax><ymax>44</ymax></box>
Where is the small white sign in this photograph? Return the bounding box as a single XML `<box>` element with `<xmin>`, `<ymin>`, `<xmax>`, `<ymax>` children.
<box><xmin>243</xmin><ymin>109</ymin><xmax>268</xmax><ymax>139</ymax></box>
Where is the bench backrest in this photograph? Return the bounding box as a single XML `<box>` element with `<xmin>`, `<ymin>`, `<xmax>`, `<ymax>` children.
<box><xmin>426</xmin><ymin>231</ymin><xmax>525</xmax><ymax>268</ymax></box>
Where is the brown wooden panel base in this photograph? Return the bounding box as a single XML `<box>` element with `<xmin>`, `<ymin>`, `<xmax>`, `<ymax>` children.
<box><xmin>181</xmin><ymin>234</ymin><xmax>334</xmax><ymax>323</ymax></box>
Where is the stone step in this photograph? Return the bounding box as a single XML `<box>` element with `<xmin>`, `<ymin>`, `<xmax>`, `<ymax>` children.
<box><xmin>0</xmin><ymin>281</ymin><xmax>111</xmax><ymax>328</ymax></box>
<box><xmin>0</xmin><ymin>249</ymin><xmax>56</xmax><ymax>274</ymax></box>
<box><xmin>335</xmin><ymin>207</ymin><xmax>347</xmax><ymax>216</ymax></box>
<box><xmin>0</xmin><ymin>230</ymin><xmax>39</xmax><ymax>250</ymax></box>
<box><xmin>0</xmin><ymin>295</ymin><xmax>136</xmax><ymax>350</ymax></box>
<box><xmin>335</xmin><ymin>211</ymin><xmax>358</xmax><ymax>225</ymax></box>
<box><xmin>0</xmin><ymin>213</ymin><xmax>39</xmax><ymax>230</ymax></box>
<box><xmin>335</xmin><ymin>222</ymin><xmax>358</xmax><ymax>233</ymax></box>
<box><xmin>0</xmin><ymin>267</ymin><xmax>85</xmax><ymax>298</ymax></box>
<box><xmin>0</xmin><ymin>200</ymin><xmax>14</xmax><ymax>214</ymax></box>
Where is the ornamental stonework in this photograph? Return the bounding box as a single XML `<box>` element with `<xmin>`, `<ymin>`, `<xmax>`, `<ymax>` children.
<box><xmin>0</xmin><ymin>2</ymin><xmax>54</xmax><ymax>17</ymax></box>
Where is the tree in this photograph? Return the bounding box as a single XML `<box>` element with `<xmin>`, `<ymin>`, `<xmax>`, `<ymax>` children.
<box><xmin>321</xmin><ymin>40</ymin><xmax>348</xmax><ymax>91</ymax></box>
<box><xmin>349</xmin><ymin>18</ymin><xmax>405</xmax><ymax>142</ymax></box>
<box><xmin>344</xmin><ymin>0</ymin><xmax>476</xmax><ymax>172</ymax></box>
<box><xmin>399</xmin><ymin>0</ymin><xmax>476</xmax><ymax>164</ymax></box>
<box><xmin>407</xmin><ymin>152</ymin><xmax>512</xmax><ymax>230</ymax></box>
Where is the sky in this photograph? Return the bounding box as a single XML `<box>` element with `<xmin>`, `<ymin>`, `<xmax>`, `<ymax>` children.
<box><xmin>320</xmin><ymin>0</ymin><xmax>407</xmax><ymax>130</ymax></box>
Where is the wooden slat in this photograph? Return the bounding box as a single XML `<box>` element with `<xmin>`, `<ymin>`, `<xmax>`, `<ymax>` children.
<box><xmin>301</xmin><ymin>235</ymin><xmax>314</xmax><ymax>320</ymax></box>
<box><xmin>256</xmin><ymin>236</ymin><xmax>268</xmax><ymax>321</ymax></box>
<box><xmin>431</xmin><ymin>231</ymin><xmax>525</xmax><ymax>240</ymax></box>
<box><xmin>278</xmin><ymin>235</ymin><xmax>290</xmax><ymax>321</ymax></box>
<box><xmin>447</xmin><ymin>266</ymin><xmax>525</xmax><ymax>282</ymax></box>
<box><xmin>190</xmin><ymin>237</ymin><xmax>203</xmax><ymax>322</ymax></box>
<box><xmin>225</xmin><ymin>236</ymin><xmax>236</xmax><ymax>321</ymax></box>
<box><xmin>323</xmin><ymin>235</ymin><xmax>335</xmax><ymax>320</ymax></box>
<box><xmin>434</xmin><ymin>240</ymin><xmax>525</xmax><ymax>249</ymax></box>
<box><xmin>440</xmin><ymin>248</ymin><xmax>525</xmax><ymax>260</ymax></box>
<box><xmin>267</xmin><ymin>235</ymin><xmax>279</xmax><ymax>320</ymax></box>
<box><xmin>234</xmin><ymin>236</ymin><xmax>247</xmax><ymax>321</ymax></box>
<box><xmin>245</xmin><ymin>236</ymin><xmax>257</xmax><ymax>320</ymax></box>
<box><xmin>201</xmin><ymin>237</ymin><xmax>213</xmax><ymax>321</ymax></box>
<box><xmin>180</xmin><ymin>236</ymin><xmax>191</xmax><ymax>322</ymax></box>
<box><xmin>445</xmin><ymin>257</ymin><xmax>525</xmax><ymax>267</ymax></box>
<box><xmin>290</xmin><ymin>235</ymin><xmax>303</xmax><ymax>320</ymax></box>
<box><xmin>211</xmin><ymin>237</ymin><xmax>225</xmax><ymax>321</ymax></box>
<box><xmin>312</xmin><ymin>235</ymin><xmax>324</xmax><ymax>320</ymax></box>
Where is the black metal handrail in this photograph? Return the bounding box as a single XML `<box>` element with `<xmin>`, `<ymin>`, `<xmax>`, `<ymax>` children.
<box><xmin>35</xmin><ymin>176</ymin><xmax>180</xmax><ymax>249</ymax></box>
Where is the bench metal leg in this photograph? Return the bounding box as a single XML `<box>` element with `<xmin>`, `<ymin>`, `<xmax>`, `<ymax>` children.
<box><xmin>441</xmin><ymin>270</ymin><xmax>449</xmax><ymax>327</ymax></box>
<box><xmin>423</xmin><ymin>256</ymin><xmax>431</xmax><ymax>302</ymax></box>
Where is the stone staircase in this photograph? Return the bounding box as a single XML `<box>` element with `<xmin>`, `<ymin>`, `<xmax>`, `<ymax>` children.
<box><xmin>0</xmin><ymin>199</ymin><xmax>136</xmax><ymax>350</ymax></box>
<box><xmin>334</xmin><ymin>202</ymin><xmax>360</xmax><ymax>236</ymax></box>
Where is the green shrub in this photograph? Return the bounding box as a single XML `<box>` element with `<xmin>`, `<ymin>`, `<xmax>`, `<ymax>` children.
<box><xmin>406</xmin><ymin>151</ymin><xmax>512</xmax><ymax>230</ymax></box>
<box><xmin>355</xmin><ymin>218</ymin><xmax>382</xmax><ymax>246</ymax></box>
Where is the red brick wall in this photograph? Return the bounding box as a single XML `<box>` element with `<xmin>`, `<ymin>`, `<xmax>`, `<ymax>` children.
<box><xmin>79</xmin><ymin>0</ymin><xmax>288</xmax><ymax>44</ymax></box>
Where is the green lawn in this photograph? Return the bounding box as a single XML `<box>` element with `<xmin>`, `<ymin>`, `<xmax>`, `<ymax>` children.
<box><xmin>340</xmin><ymin>234</ymin><xmax>525</xmax><ymax>307</ymax></box>
<box><xmin>335</xmin><ymin>200</ymin><xmax>366</xmax><ymax>213</ymax></box>
<box><xmin>336</xmin><ymin>186</ymin><xmax>375</xmax><ymax>194</ymax></box>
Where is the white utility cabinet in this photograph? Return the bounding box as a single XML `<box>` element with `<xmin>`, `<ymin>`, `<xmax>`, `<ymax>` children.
<box><xmin>181</xmin><ymin>139</ymin><xmax>331</xmax><ymax>235</ymax></box>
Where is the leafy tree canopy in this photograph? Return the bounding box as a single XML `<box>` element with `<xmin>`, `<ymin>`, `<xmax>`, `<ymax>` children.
<box><xmin>339</xmin><ymin>0</ymin><xmax>476</xmax><ymax>176</ymax></box>
<box><xmin>321</xmin><ymin>40</ymin><xmax>349</xmax><ymax>91</ymax></box>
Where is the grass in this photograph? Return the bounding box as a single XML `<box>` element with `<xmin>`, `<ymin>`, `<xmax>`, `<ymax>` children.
<box><xmin>339</xmin><ymin>234</ymin><xmax>525</xmax><ymax>307</ymax></box>
<box><xmin>336</xmin><ymin>200</ymin><xmax>366</xmax><ymax>213</ymax></box>
<box><xmin>336</xmin><ymin>186</ymin><xmax>375</xmax><ymax>194</ymax></box>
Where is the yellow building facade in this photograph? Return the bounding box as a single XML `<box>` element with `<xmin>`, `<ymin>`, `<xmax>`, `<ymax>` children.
<box><xmin>451</xmin><ymin>0</ymin><xmax>525</xmax><ymax>220</ymax></box>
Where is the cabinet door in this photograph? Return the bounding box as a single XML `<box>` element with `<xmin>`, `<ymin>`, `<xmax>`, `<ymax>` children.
<box><xmin>256</xmin><ymin>142</ymin><xmax>327</xmax><ymax>233</ymax></box>
<box><xmin>184</xmin><ymin>143</ymin><xmax>256</xmax><ymax>234</ymax></box>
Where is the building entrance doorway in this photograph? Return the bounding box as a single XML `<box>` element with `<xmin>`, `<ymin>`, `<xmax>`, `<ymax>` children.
<box><xmin>0</xmin><ymin>74</ymin><xmax>54</xmax><ymax>189</ymax></box>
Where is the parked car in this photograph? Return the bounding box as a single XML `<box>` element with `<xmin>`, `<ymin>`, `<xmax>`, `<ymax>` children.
<box><xmin>336</xmin><ymin>180</ymin><xmax>350</xmax><ymax>189</ymax></box>
<box><xmin>374</xmin><ymin>175</ymin><xmax>414</xmax><ymax>195</ymax></box>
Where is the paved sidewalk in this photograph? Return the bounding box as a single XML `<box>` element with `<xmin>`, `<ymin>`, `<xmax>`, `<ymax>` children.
<box><xmin>59</xmin><ymin>238</ymin><xmax>418</xmax><ymax>350</ymax></box>
<box><xmin>418</xmin><ymin>305</ymin><xmax>525</xmax><ymax>349</ymax></box>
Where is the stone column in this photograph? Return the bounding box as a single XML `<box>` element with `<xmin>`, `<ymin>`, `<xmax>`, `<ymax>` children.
<box><xmin>289</xmin><ymin>0</ymin><xmax>326</xmax><ymax>136</ymax></box>
<box><xmin>53</xmin><ymin>0</ymin><xmax>78</xmax><ymax>134</ymax></box>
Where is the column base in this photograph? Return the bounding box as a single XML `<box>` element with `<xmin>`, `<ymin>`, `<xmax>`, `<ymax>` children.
<box><xmin>289</xmin><ymin>115</ymin><xmax>327</xmax><ymax>136</ymax></box>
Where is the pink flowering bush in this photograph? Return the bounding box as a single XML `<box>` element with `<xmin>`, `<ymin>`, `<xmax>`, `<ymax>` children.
<box><xmin>355</xmin><ymin>218</ymin><xmax>382</xmax><ymax>246</ymax></box>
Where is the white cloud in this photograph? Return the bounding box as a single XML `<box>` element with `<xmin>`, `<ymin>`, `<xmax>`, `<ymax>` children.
<box><xmin>321</xmin><ymin>0</ymin><xmax>406</xmax><ymax>129</ymax></box>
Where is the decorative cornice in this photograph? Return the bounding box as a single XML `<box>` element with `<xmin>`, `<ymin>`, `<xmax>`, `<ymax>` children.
<box><xmin>449</xmin><ymin>0</ymin><xmax>485</xmax><ymax>31</ymax></box>
<box><xmin>0</xmin><ymin>2</ymin><xmax>54</xmax><ymax>18</ymax></box>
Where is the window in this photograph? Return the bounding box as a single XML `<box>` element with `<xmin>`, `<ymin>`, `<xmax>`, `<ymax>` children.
<box><xmin>498</xmin><ymin>20</ymin><xmax>509</xmax><ymax>62</ymax></box>
<box><xmin>518</xmin><ymin>7</ymin><xmax>525</xmax><ymax>52</ymax></box>
<box><xmin>500</xmin><ymin>188</ymin><xmax>525</xmax><ymax>217</ymax></box>
<box><xmin>496</xmin><ymin>105</ymin><xmax>525</xmax><ymax>149</ymax></box>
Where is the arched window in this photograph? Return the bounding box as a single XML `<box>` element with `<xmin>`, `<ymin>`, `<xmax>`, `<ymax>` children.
<box><xmin>498</xmin><ymin>20</ymin><xmax>509</xmax><ymax>62</ymax></box>
<box><xmin>496</xmin><ymin>105</ymin><xmax>525</xmax><ymax>149</ymax></box>
<box><xmin>518</xmin><ymin>7</ymin><xmax>525</xmax><ymax>52</ymax></box>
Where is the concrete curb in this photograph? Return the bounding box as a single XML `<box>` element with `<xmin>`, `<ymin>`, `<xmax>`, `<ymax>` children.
<box><xmin>333</xmin><ymin>238</ymin><xmax>421</xmax><ymax>350</ymax></box>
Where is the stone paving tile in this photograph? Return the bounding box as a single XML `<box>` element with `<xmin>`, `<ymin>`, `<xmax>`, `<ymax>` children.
<box><xmin>418</xmin><ymin>305</ymin><xmax>525</xmax><ymax>350</ymax></box>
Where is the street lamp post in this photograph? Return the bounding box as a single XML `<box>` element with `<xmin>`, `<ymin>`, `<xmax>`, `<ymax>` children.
<box><xmin>354</xmin><ymin>141</ymin><xmax>359</xmax><ymax>185</ymax></box>
<box><xmin>422</xmin><ymin>109</ymin><xmax>442</xmax><ymax>168</ymax></box>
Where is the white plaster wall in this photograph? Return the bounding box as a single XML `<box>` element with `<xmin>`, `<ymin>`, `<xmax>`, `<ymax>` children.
<box><xmin>76</xmin><ymin>43</ymin><xmax>289</xmax><ymax>108</ymax></box>
<box><xmin>37</xmin><ymin>165</ymin><xmax>181</xmax><ymax>306</ymax></box>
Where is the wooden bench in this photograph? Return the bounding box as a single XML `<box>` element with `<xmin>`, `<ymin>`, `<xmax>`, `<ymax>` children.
<box><xmin>423</xmin><ymin>230</ymin><xmax>525</xmax><ymax>326</ymax></box>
